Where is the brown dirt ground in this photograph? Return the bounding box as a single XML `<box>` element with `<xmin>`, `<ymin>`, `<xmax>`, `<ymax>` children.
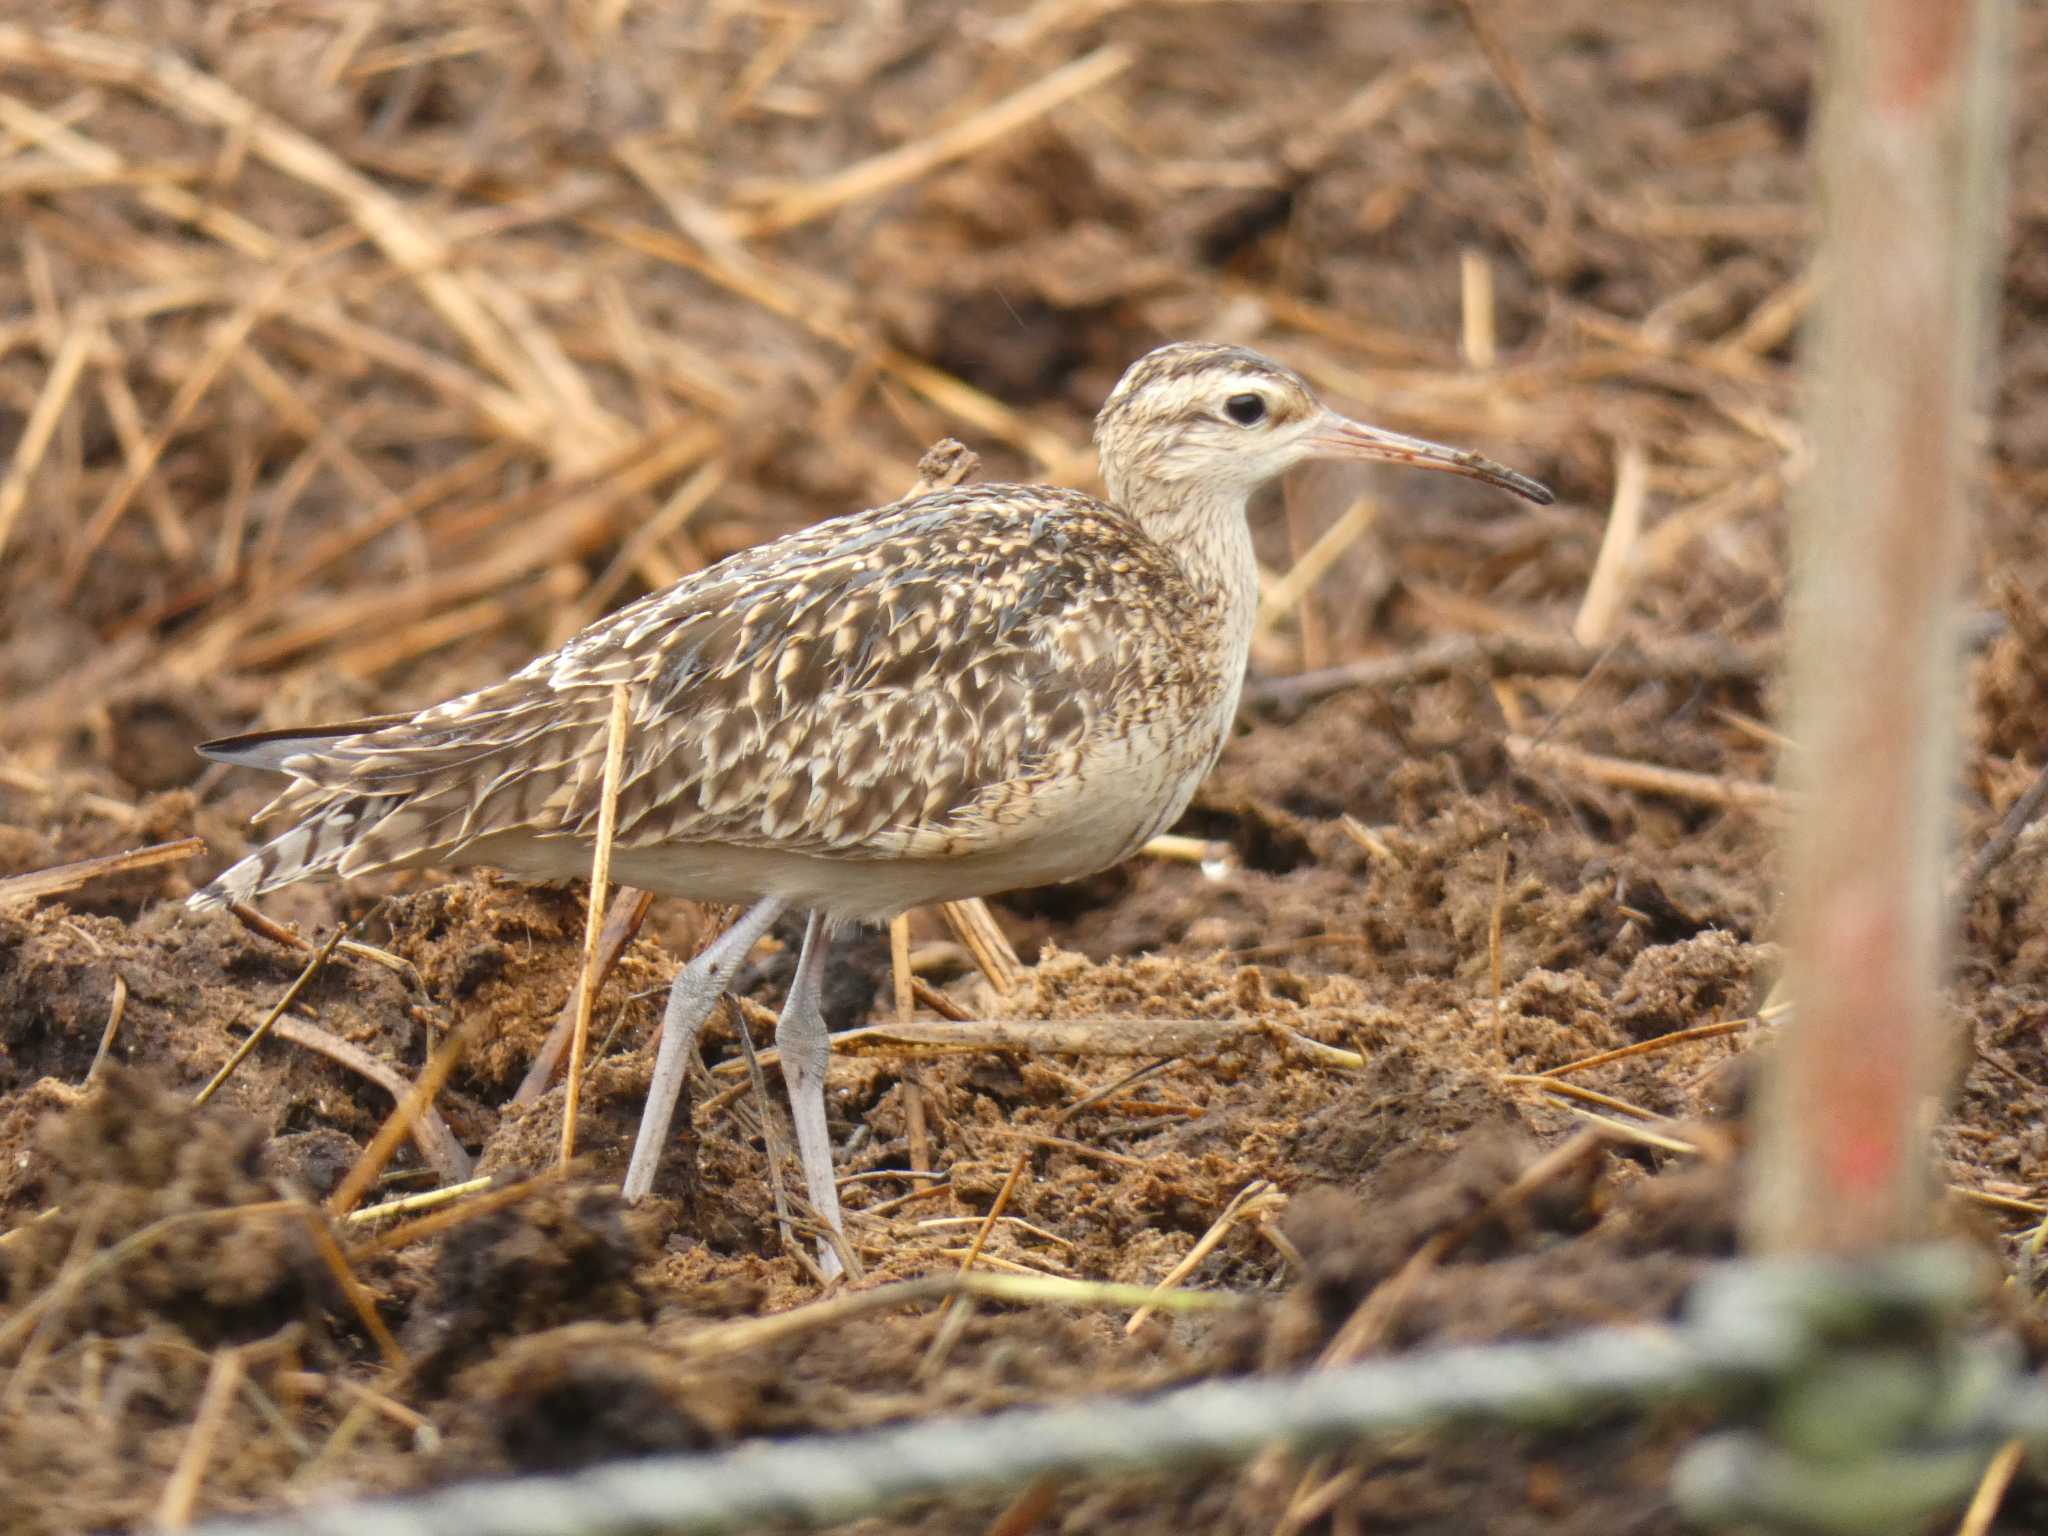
<box><xmin>3</xmin><ymin>2</ymin><xmax>2048</xmax><ymax>1532</ymax></box>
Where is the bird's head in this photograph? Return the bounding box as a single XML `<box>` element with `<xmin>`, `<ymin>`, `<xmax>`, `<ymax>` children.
<box><xmin>1093</xmin><ymin>342</ymin><xmax>1553</xmax><ymax>520</ymax></box>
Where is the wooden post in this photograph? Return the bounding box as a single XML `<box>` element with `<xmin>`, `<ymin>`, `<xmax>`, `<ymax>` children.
<box><xmin>1751</xmin><ymin>0</ymin><xmax>2007</xmax><ymax>1252</ymax></box>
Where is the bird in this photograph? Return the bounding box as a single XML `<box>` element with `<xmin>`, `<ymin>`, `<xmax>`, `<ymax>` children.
<box><xmin>189</xmin><ymin>342</ymin><xmax>1552</xmax><ymax>1277</ymax></box>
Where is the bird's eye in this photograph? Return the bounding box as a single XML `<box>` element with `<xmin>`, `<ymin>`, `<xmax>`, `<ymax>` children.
<box><xmin>1224</xmin><ymin>393</ymin><xmax>1267</xmax><ymax>426</ymax></box>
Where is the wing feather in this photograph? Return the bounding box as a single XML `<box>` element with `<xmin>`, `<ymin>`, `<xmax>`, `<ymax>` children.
<box><xmin>202</xmin><ymin>484</ymin><xmax>1206</xmax><ymax>890</ymax></box>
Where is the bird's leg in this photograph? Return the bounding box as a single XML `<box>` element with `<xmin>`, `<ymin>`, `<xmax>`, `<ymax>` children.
<box><xmin>621</xmin><ymin>895</ymin><xmax>787</xmax><ymax>1203</ymax></box>
<box><xmin>775</xmin><ymin>909</ymin><xmax>847</xmax><ymax>1279</ymax></box>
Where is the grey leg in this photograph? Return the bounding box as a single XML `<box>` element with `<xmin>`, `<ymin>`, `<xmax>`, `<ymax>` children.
<box><xmin>776</xmin><ymin>910</ymin><xmax>847</xmax><ymax>1278</ymax></box>
<box><xmin>621</xmin><ymin>896</ymin><xmax>786</xmax><ymax>1203</ymax></box>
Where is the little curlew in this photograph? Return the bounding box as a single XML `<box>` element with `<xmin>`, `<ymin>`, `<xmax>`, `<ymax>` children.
<box><xmin>190</xmin><ymin>342</ymin><xmax>1552</xmax><ymax>1276</ymax></box>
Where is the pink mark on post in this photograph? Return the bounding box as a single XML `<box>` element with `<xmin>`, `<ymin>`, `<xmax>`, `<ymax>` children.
<box><xmin>1813</xmin><ymin>890</ymin><xmax>1915</xmax><ymax>1202</ymax></box>
<box><xmin>1874</xmin><ymin>0</ymin><xmax>1970</xmax><ymax>113</ymax></box>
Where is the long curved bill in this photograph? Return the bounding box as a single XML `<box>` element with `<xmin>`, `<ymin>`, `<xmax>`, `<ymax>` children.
<box><xmin>1308</xmin><ymin>412</ymin><xmax>1554</xmax><ymax>505</ymax></box>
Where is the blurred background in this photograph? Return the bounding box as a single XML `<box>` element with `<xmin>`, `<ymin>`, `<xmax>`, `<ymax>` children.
<box><xmin>3</xmin><ymin>3</ymin><xmax>2048</xmax><ymax>1532</ymax></box>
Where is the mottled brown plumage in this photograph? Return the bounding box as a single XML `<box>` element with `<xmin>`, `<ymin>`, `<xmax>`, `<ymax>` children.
<box><xmin>196</xmin><ymin>485</ymin><xmax>1218</xmax><ymax>912</ymax></box>
<box><xmin>191</xmin><ymin>342</ymin><xmax>1552</xmax><ymax>1275</ymax></box>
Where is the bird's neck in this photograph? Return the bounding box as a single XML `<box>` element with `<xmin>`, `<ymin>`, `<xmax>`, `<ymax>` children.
<box><xmin>1116</xmin><ymin>478</ymin><xmax>1261</xmax><ymax>663</ymax></box>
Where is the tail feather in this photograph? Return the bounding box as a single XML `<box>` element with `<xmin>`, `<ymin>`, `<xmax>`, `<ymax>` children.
<box><xmin>187</xmin><ymin>796</ymin><xmax>395</xmax><ymax>910</ymax></box>
<box><xmin>195</xmin><ymin>715</ymin><xmax>414</xmax><ymax>774</ymax></box>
